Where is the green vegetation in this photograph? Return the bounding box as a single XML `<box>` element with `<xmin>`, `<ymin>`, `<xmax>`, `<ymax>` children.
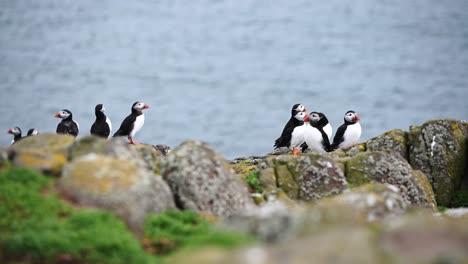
<box><xmin>0</xmin><ymin>168</ymin><xmax>254</xmax><ymax>263</ymax></box>
<box><xmin>143</xmin><ymin>210</ymin><xmax>253</xmax><ymax>256</ymax></box>
<box><xmin>245</xmin><ymin>171</ymin><xmax>263</xmax><ymax>193</ymax></box>
<box><xmin>451</xmin><ymin>190</ymin><xmax>468</xmax><ymax>207</ymax></box>
<box><xmin>0</xmin><ymin>168</ymin><xmax>157</xmax><ymax>264</ymax></box>
<box><xmin>437</xmin><ymin>206</ymin><xmax>448</xmax><ymax>212</ymax></box>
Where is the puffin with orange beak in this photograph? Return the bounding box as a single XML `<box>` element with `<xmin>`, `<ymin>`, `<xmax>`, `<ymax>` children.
<box><xmin>273</xmin><ymin>103</ymin><xmax>308</xmax><ymax>152</ymax></box>
<box><xmin>7</xmin><ymin>127</ymin><xmax>22</xmax><ymax>144</ymax></box>
<box><xmin>54</xmin><ymin>109</ymin><xmax>80</xmax><ymax>137</ymax></box>
<box><xmin>331</xmin><ymin>110</ymin><xmax>361</xmax><ymax>150</ymax></box>
<box><xmin>113</xmin><ymin>101</ymin><xmax>149</xmax><ymax>145</ymax></box>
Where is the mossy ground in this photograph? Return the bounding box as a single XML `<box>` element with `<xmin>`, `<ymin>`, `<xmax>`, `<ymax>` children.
<box><xmin>0</xmin><ymin>167</ymin><xmax>254</xmax><ymax>264</ymax></box>
<box><xmin>143</xmin><ymin>211</ymin><xmax>253</xmax><ymax>256</ymax></box>
<box><xmin>0</xmin><ymin>167</ymin><xmax>157</xmax><ymax>264</ymax></box>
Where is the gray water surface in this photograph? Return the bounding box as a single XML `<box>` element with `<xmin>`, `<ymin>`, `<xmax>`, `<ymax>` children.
<box><xmin>1</xmin><ymin>0</ymin><xmax>467</xmax><ymax>159</ymax></box>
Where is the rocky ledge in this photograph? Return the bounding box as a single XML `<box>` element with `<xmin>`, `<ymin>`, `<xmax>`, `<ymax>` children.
<box><xmin>0</xmin><ymin>118</ymin><xmax>467</xmax><ymax>264</ymax></box>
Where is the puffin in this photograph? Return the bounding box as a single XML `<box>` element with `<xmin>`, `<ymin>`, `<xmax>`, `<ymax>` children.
<box><xmin>331</xmin><ymin>110</ymin><xmax>361</xmax><ymax>150</ymax></box>
<box><xmin>54</xmin><ymin>109</ymin><xmax>80</xmax><ymax>137</ymax></box>
<box><xmin>273</xmin><ymin>103</ymin><xmax>308</xmax><ymax>150</ymax></box>
<box><xmin>27</xmin><ymin>128</ymin><xmax>39</xmax><ymax>136</ymax></box>
<box><xmin>302</xmin><ymin>112</ymin><xmax>332</xmax><ymax>152</ymax></box>
<box><xmin>288</xmin><ymin>111</ymin><xmax>309</xmax><ymax>156</ymax></box>
<box><xmin>7</xmin><ymin>127</ymin><xmax>22</xmax><ymax>144</ymax></box>
<box><xmin>113</xmin><ymin>101</ymin><xmax>149</xmax><ymax>144</ymax></box>
<box><xmin>90</xmin><ymin>104</ymin><xmax>112</xmax><ymax>138</ymax></box>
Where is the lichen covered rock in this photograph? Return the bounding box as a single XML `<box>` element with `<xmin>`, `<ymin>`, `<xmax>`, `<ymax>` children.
<box><xmin>312</xmin><ymin>183</ymin><xmax>407</xmax><ymax>224</ymax></box>
<box><xmin>294</xmin><ymin>153</ymin><xmax>348</xmax><ymax>201</ymax></box>
<box><xmin>9</xmin><ymin>133</ymin><xmax>75</xmax><ymax>175</ymax></box>
<box><xmin>161</xmin><ymin>140</ymin><xmax>253</xmax><ymax>217</ymax></box>
<box><xmin>367</xmin><ymin>129</ymin><xmax>408</xmax><ymax>159</ymax></box>
<box><xmin>69</xmin><ymin>136</ymin><xmax>161</xmax><ymax>172</ymax></box>
<box><xmin>347</xmin><ymin>151</ymin><xmax>434</xmax><ymax>207</ymax></box>
<box><xmin>409</xmin><ymin>119</ymin><xmax>468</xmax><ymax>206</ymax></box>
<box><xmin>58</xmin><ymin>154</ymin><xmax>175</xmax><ymax>232</ymax></box>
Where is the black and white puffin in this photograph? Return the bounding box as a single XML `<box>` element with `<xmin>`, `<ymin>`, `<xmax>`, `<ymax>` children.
<box><xmin>90</xmin><ymin>104</ymin><xmax>112</xmax><ymax>138</ymax></box>
<box><xmin>288</xmin><ymin>111</ymin><xmax>309</xmax><ymax>156</ymax></box>
<box><xmin>54</xmin><ymin>109</ymin><xmax>80</xmax><ymax>137</ymax></box>
<box><xmin>113</xmin><ymin>101</ymin><xmax>149</xmax><ymax>144</ymax></box>
<box><xmin>7</xmin><ymin>127</ymin><xmax>22</xmax><ymax>144</ymax></box>
<box><xmin>302</xmin><ymin>112</ymin><xmax>332</xmax><ymax>152</ymax></box>
<box><xmin>273</xmin><ymin>103</ymin><xmax>308</xmax><ymax>150</ymax></box>
<box><xmin>331</xmin><ymin>110</ymin><xmax>361</xmax><ymax>150</ymax></box>
<box><xmin>27</xmin><ymin>128</ymin><xmax>39</xmax><ymax>136</ymax></box>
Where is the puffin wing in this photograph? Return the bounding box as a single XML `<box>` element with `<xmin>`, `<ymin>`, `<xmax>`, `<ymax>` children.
<box><xmin>318</xmin><ymin>127</ymin><xmax>331</xmax><ymax>152</ymax></box>
<box><xmin>331</xmin><ymin>124</ymin><xmax>347</xmax><ymax>150</ymax></box>
<box><xmin>274</xmin><ymin>118</ymin><xmax>296</xmax><ymax>148</ymax></box>
<box><xmin>70</xmin><ymin>121</ymin><xmax>79</xmax><ymax>137</ymax></box>
<box><xmin>113</xmin><ymin>114</ymin><xmax>135</xmax><ymax>137</ymax></box>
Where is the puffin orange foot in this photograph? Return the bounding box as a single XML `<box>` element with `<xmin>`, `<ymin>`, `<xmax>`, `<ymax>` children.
<box><xmin>292</xmin><ymin>148</ymin><xmax>301</xmax><ymax>156</ymax></box>
<box><xmin>128</xmin><ymin>137</ymin><xmax>140</xmax><ymax>145</ymax></box>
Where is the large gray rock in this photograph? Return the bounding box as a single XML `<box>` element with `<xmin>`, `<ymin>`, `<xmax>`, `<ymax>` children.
<box><xmin>347</xmin><ymin>151</ymin><xmax>435</xmax><ymax>208</ymax></box>
<box><xmin>58</xmin><ymin>154</ymin><xmax>176</xmax><ymax>233</ymax></box>
<box><xmin>409</xmin><ymin>119</ymin><xmax>468</xmax><ymax>206</ymax></box>
<box><xmin>161</xmin><ymin>140</ymin><xmax>253</xmax><ymax>216</ymax></box>
<box><xmin>9</xmin><ymin>133</ymin><xmax>75</xmax><ymax>175</ymax></box>
<box><xmin>367</xmin><ymin>129</ymin><xmax>408</xmax><ymax>160</ymax></box>
<box><xmin>69</xmin><ymin>136</ymin><xmax>162</xmax><ymax>172</ymax></box>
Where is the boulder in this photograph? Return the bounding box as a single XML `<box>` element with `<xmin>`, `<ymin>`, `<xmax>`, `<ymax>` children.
<box><xmin>409</xmin><ymin>119</ymin><xmax>468</xmax><ymax>206</ymax></box>
<box><xmin>161</xmin><ymin>141</ymin><xmax>253</xmax><ymax>216</ymax></box>
<box><xmin>367</xmin><ymin>129</ymin><xmax>408</xmax><ymax>159</ymax></box>
<box><xmin>9</xmin><ymin>133</ymin><xmax>75</xmax><ymax>175</ymax></box>
<box><xmin>58</xmin><ymin>154</ymin><xmax>175</xmax><ymax>233</ymax></box>
<box><xmin>293</xmin><ymin>153</ymin><xmax>348</xmax><ymax>201</ymax></box>
<box><xmin>69</xmin><ymin>136</ymin><xmax>161</xmax><ymax>173</ymax></box>
<box><xmin>346</xmin><ymin>151</ymin><xmax>434</xmax><ymax>208</ymax></box>
<box><xmin>310</xmin><ymin>183</ymin><xmax>407</xmax><ymax>225</ymax></box>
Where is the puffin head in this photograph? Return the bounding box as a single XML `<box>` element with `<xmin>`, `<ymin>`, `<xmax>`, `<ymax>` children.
<box><xmin>308</xmin><ymin>112</ymin><xmax>322</xmax><ymax>125</ymax></box>
<box><xmin>27</xmin><ymin>128</ymin><xmax>39</xmax><ymax>136</ymax></box>
<box><xmin>291</xmin><ymin>104</ymin><xmax>307</xmax><ymax>115</ymax></box>
<box><xmin>293</xmin><ymin>111</ymin><xmax>308</xmax><ymax>122</ymax></box>
<box><xmin>7</xmin><ymin>127</ymin><xmax>21</xmax><ymax>135</ymax></box>
<box><xmin>95</xmin><ymin>104</ymin><xmax>106</xmax><ymax>113</ymax></box>
<box><xmin>54</xmin><ymin>109</ymin><xmax>72</xmax><ymax>120</ymax></box>
<box><xmin>344</xmin><ymin>110</ymin><xmax>360</xmax><ymax>124</ymax></box>
<box><xmin>132</xmin><ymin>101</ymin><xmax>150</xmax><ymax>111</ymax></box>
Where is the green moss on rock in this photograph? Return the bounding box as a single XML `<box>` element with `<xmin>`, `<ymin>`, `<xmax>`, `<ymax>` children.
<box><xmin>143</xmin><ymin>210</ymin><xmax>253</xmax><ymax>256</ymax></box>
<box><xmin>275</xmin><ymin>165</ymin><xmax>298</xmax><ymax>199</ymax></box>
<box><xmin>367</xmin><ymin>129</ymin><xmax>408</xmax><ymax>160</ymax></box>
<box><xmin>0</xmin><ymin>168</ymin><xmax>157</xmax><ymax>264</ymax></box>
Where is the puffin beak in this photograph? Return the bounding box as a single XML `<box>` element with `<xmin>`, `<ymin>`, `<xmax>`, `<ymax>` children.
<box><xmin>303</xmin><ymin>115</ymin><xmax>309</xmax><ymax>122</ymax></box>
<box><xmin>7</xmin><ymin>129</ymin><xmax>12</xmax><ymax>134</ymax></box>
<box><xmin>355</xmin><ymin>115</ymin><xmax>361</xmax><ymax>122</ymax></box>
<box><xmin>54</xmin><ymin>112</ymin><xmax>60</xmax><ymax>118</ymax></box>
<box><xmin>144</xmin><ymin>104</ymin><xmax>150</xmax><ymax>109</ymax></box>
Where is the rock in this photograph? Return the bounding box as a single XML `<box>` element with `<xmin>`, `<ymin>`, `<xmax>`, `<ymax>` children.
<box><xmin>294</xmin><ymin>153</ymin><xmax>348</xmax><ymax>201</ymax></box>
<box><xmin>367</xmin><ymin>129</ymin><xmax>408</xmax><ymax>160</ymax></box>
<box><xmin>58</xmin><ymin>154</ymin><xmax>176</xmax><ymax>233</ymax></box>
<box><xmin>161</xmin><ymin>140</ymin><xmax>253</xmax><ymax>216</ymax></box>
<box><xmin>380</xmin><ymin>212</ymin><xmax>468</xmax><ymax>264</ymax></box>
<box><xmin>221</xmin><ymin>200</ymin><xmax>298</xmax><ymax>243</ymax></box>
<box><xmin>409</xmin><ymin>119</ymin><xmax>468</xmax><ymax>206</ymax></box>
<box><xmin>347</xmin><ymin>151</ymin><xmax>434</xmax><ymax>207</ymax></box>
<box><xmin>9</xmin><ymin>133</ymin><xmax>75</xmax><ymax>175</ymax></box>
<box><xmin>0</xmin><ymin>147</ymin><xmax>9</xmax><ymax>165</ymax></box>
<box><xmin>343</xmin><ymin>142</ymin><xmax>367</xmax><ymax>157</ymax></box>
<box><xmin>69</xmin><ymin>136</ymin><xmax>160</xmax><ymax>173</ymax></box>
<box><xmin>275</xmin><ymin>165</ymin><xmax>299</xmax><ymax>199</ymax></box>
<box><xmin>153</xmin><ymin>144</ymin><xmax>171</xmax><ymax>155</ymax></box>
<box><xmin>311</xmin><ymin>183</ymin><xmax>408</xmax><ymax>224</ymax></box>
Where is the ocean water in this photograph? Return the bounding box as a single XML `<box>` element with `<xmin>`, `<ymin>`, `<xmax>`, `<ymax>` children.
<box><xmin>1</xmin><ymin>0</ymin><xmax>467</xmax><ymax>159</ymax></box>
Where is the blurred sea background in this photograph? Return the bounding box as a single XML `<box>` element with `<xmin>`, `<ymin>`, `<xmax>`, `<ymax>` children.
<box><xmin>1</xmin><ymin>0</ymin><xmax>467</xmax><ymax>159</ymax></box>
